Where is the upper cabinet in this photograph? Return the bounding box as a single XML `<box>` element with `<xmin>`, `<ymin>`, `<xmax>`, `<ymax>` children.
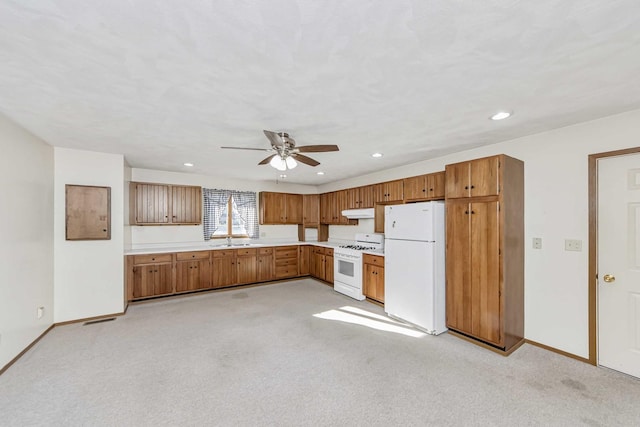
<box><xmin>302</xmin><ymin>194</ymin><xmax>320</xmax><ymax>227</ymax></box>
<box><xmin>130</xmin><ymin>183</ymin><xmax>202</xmax><ymax>225</ymax></box>
<box><xmin>445</xmin><ymin>156</ymin><xmax>500</xmax><ymax>199</ymax></box>
<box><xmin>259</xmin><ymin>192</ymin><xmax>303</xmax><ymax>225</ymax></box>
<box><xmin>374</xmin><ymin>179</ymin><xmax>404</xmax><ymax>203</ymax></box>
<box><xmin>403</xmin><ymin>171</ymin><xmax>445</xmax><ymax>202</ymax></box>
<box><xmin>320</xmin><ymin>190</ymin><xmax>357</xmax><ymax>225</ymax></box>
<box><xmin>346</xmin><ymin>185</ymin><xmax>375</xmax><ymax>209</ymax></box>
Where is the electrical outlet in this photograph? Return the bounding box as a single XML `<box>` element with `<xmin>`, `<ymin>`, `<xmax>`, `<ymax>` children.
<box><xmin>564</xmin><ymin>239</ymin><xmax>582</xmax><ymax>252</ymax></box>
<box><xmin>532</xmin><ymin>237</ymin><xmax>542</xmax><ymax>249</ymax></box>
<box><xmin>37</xmin><ymin>306</ymin><xmax>44</xmax><ymax>319</ymax></box>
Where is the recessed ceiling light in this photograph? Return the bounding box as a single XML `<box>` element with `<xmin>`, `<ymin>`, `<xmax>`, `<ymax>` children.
<box><xmin>372</xmin><ymin>153</ymin><xmax>383</xmax><ymax>158</ymax></box>
<box><xmin>183</xmin><ymin>162</ymin><xmax>194</xmax><ymax>167</ymax></box>
<box><xmin>490</xmin><ymin>111</ymin><xmax>512</xmax><ymax>121</ymax></box>
<box><xmin>279</xmin><ymin>174</ymin><xmax>287</xmax><ymax>178</ymax></box>
<box><xmin>316</xmin><ymin>171</ymin><xmax>325</xmax><ymax>175</ymax></box>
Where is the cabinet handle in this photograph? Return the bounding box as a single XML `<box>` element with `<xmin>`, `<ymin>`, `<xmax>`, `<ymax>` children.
<box><xmin>471</xmin><ymin>211</ymin><xmax>475</xmax><ymax>214</ymax></box>
<box><xmin>471</xmin><ymin>185</ymin><xmax>475</xmax><ymax>189</ymax></box>
<box><xmin>464</xmin><ymin>186</ymin><xmax>469</xmax><ymax>190</ymax></box>
<box><xmin>465</xmin><ymin>210</ymin><xmax>469</xmax><ymax>214</ymax></box>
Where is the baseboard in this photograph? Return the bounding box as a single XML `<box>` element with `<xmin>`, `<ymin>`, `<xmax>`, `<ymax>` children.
<box><xmin>54</xmin><ymin>311</ymin><xmax>126</xmax><ymax>327</ymax></box>
<box><xmin>525</xmin><ymin>339</ymin><xmax>592</xmax><ymax>365</ymax></box>
<box><xmin>0</xmin><ymin>324</ymin><xmax>54</xmax><ymax>376</ymax></box>
<box><xmin>448</xmin><ymin>330</ymin><xmax>525</xmax><ymax>356</ymax></box>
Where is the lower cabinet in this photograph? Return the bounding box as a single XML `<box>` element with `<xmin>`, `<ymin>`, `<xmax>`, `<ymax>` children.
<box><xmin>310</xmin><ymin>247</ymin><xmax>334</xmax><ymax>283</ymax></box>
<box><xmin>129</xmin><ymin>253</ymin><xmax>173</xmax><ymax>299</ymax></box>
<box><xmin>212</xmin><ymin>250</ymin><xmax>237</xmax><ymax>288</ymax></box>
<box><xmin>236</xmin><ymin>248</ymin><xmax>258</xmax><ymax>285</ymax></box>
<box><xmin>363</xmin><ymin>254</ymin><xmax>384</xmax><ymax>303</ymax></box>
<box><xmin>257</xmin><ymin>247</ymin><xmax>275</xmax><ymax>282</ymax></box>
<box><xmin>275</xmin><ymin>246</ymin><xmax>299</xmax><ymax>279</ymax></box>
<box><xmin>175</xmin><ymin>251</ymin><xmax>211</xmax><ymax>292</ymax></box>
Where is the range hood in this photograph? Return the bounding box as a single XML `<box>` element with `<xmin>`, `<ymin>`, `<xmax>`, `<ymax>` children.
<box><xmin>341</xmin><ymin>208</ymin><xmax>375</xmax><ymax>219</ymax></box>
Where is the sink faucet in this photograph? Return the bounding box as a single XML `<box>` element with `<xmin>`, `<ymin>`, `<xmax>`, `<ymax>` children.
<box><xmin>226</xmin><ymin>236</ymin><xmax>232</xmax><ymax>246</ymax></box>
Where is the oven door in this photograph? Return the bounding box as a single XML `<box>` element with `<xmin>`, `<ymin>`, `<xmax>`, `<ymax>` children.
<box><xmin>334</xmin><ymin>254</ymin><xmax>361</xmax><ymax>288</ymax></box>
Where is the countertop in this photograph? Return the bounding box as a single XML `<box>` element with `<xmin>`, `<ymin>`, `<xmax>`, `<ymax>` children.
<box><xmin>125</xmin><ymin>241</ymin><xmax>384</xmax><ymax>256</ymax></box>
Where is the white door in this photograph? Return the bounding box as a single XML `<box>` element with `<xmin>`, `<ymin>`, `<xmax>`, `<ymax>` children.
<box><xmin>598</xmin><ymin>153</ymin><xmax>640</xmax><ymax>378</ymax></box>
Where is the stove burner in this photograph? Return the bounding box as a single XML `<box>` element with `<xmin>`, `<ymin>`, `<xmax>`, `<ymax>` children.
<box><xmin>338</xmin><ymin>245</ymin><xmax>376</xmax><ymax>250</ymax></box>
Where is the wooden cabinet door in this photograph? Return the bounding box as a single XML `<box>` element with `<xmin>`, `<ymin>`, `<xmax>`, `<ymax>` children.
<box><xmin>359</xmin><ymin>185</ymin><xmax>375</xmax><ymax>208</ymax></box>
<box><xmin>426</xmin><ymin>171</ymin><xmax>445</xmax><ymax>200</ymax></box>
<box><xmin>346</xmin><ymin>188</ymin><xmax>359</xmax><ymax>209</ymax></box>
<box><xmin>335</xmin><ymin>190</ymin><xmax>350</xmax><ymax>224</ymax></box>
<box><xmin>374</xmin><ymin>203</ymin><xmax>385</xmax><ymax>234</ymax></box>
<box><xmin>320</xmin><ymin>193</ymin><xmax>333</xmax><ymax>224</ymax></box>
<box><xmin>132</xmin><ymin>263</ymin><xmax>172</xmax><ymax>298</ymax></box>
<box><xmin>325</xmin><ymin>254</ymin><xmax>334</xmax><ymax>283</ymax></box>
<box><xmin>403</xmin><ymin>175</ymin><xmax>426</xmax><ymax>201</ymax></box>
<box><xmin>257</xmin><ymin>254</ymin><xmax>274</xmax><ymax>282</ymax></box>
<box><xmin>445</xmin><ymin>201</ymin><xmax>472</xmax><ymax>334</ymax></box>
<box><xmin>373</xmin><ymin>183</ymin><xmax>386</xmax><ymax>203</ymax></box>
<box><xmin>285</xmin><ymin>194</ymin><xmax>303</xmax><ymax>224</ymax></box>
<box><xmin>470</xmin><ymin>157</ymin><xmax>500</xmax><ymax>197</ymax></box>
<box><xmin>470</xmin><ymin>201</ymin><xmax>502</xmax><ymax>346</ymax></box>
<box><xmin>313</xmin><ymin>251</ymin><xmax>325</xmax><ymax>280</ymax></box>
<box><xmin>445</xmin><ymin>162</ymin><xmax>471</xmax><ymax>199</ymax></box>
<box><xmin>132</xmin><ymin>183</ymin><xmax>170</xmax><ymax>224</ymax></box>
<box><xmin>171</xmin><ymin>186</ymin><xmax>202</xmax><ymax>224</ymax></box>
<box><xmin>237</xmin><ymin>255</ymin><xmax>257</xmax><ymax>284</ymax></box>
<box><xmin>299</xmin><ymin>246</ymin><xmax>310</xmax><ymax>275</ymax></box>
<box><xmin>364</xmin><ymin>263</ymin><xmax>384</xmax><ymax>302</ymax></box>
<box><xmin>176</xmin><ymin>259</ymin><xmax>210</xmax><ymax>292</ymax></box>
<box><xmin>212</xmin><ymin>254</ymin><xmax>237</xmax><ymax>288</ymax></box>
<box><xmin>303</xmin><ymin>194</ymin><xmax>319</xmax><ymax>226</ymax></box>
<box><xmin>260</xmin><ymin>192</ymin><xmax>285</xmax><ymax>224</ymax></box>
<box><xmin>385</xmin><ymin>180</ymin><xmax>404</xmax><ymax>202</ymax></box>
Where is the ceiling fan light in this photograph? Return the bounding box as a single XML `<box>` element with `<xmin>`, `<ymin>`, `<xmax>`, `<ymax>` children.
<box><xmin>285</xmin><ymin>156</ymin><xmax>297</xmax><ymax>169</ymax></box>
<box><xmin>270</xmin><ymin>155</ymin><xmax>287</xmax><ymax>171</ymax></box>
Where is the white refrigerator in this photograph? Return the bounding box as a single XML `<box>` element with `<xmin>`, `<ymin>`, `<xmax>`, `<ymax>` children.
<box><xmin>384</xmin><ymin>201</ymin><xmax>446</xmax><ymax>335</ymax></box>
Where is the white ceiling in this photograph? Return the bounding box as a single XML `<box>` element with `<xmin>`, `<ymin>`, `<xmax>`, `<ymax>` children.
<box><xmin>1</xmin><ymin>1</ymin><xmax>640</xmax><ymax>185</ymax></box>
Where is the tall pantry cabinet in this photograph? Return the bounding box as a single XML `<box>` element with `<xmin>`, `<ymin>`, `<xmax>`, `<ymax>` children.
<box><xmin>444</xmin><ymin>154</ymin><xmax>524</xmax><ymax>353</ymax></box>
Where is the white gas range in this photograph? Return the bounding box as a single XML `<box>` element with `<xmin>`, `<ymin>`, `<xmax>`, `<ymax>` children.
<box><xmin>333</xmin><ymin>233</ymin><xmax>384</xmax><ymax>300</ymax></box>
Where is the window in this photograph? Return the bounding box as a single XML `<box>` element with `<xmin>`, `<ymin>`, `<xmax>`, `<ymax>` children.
<box><xmin>202</xmin><ymin>189</ymin><xmax>258</xmax><ymax>240</ymax></box>
<box><xmin>212</xmin><ymin>197</ymin><xmax>248</xmax><ymax>237</ymax></box>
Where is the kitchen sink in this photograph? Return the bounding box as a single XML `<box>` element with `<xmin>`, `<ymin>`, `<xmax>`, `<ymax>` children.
<box><xmin>210</xmin><ymin>243</ymin><xmax>263</xmax><ymax>248</ymax></box>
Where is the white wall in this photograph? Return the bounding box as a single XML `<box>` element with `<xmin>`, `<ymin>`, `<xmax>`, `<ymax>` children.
<box><xmin>0</xmin><ymin>114</ymin><xmax>54</xmax><ymax>369</ymax></box>
<box><xmin>54</xmin><ymin>148</ymin><xmax>125</xmax><ymax>323</ymax></box>
<box><xmin>130</xmin><ymin>168</ymin><xmax>318</xmax><ymax>246</ymax></box>
<box><xmin>320</xmin><ymin>108</ymin><xmax>640</xmax><ymax>359</ymax></box>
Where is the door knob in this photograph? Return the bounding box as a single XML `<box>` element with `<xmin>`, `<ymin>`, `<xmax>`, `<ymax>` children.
<box><xmin>603</xmin><ymin>274</ymin><xmax>616</xmax><ymax>283</ymax></box>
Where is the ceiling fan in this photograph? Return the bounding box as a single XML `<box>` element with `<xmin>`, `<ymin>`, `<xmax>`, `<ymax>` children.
<box><xmin>221</xmin><ymin>130</ymin><xmax>339</xmax><ymax>171</ymax></box>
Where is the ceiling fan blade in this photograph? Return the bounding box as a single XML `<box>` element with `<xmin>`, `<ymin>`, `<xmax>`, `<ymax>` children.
<box><xmin>296</xmin><ymin>144</ymin><xmax>340</xmax><ymax>153</ymax></box>
<box><xmin>258</xmin><ymin>154</ymin><xmax>277</xmax><ymax>165</ymax></box>
<box><xmin>263</xmin><ymin>130</ymin><xmax>284</xmax><ymax>147</ymax></box>
<box><xmin>292</xmin><ymin>154</ymin><xmax>320</xmax><ymax>166</ymax></box>
<box><xmin>221</xmin><ymin>146</ymin><xmax>272</xmax><ymax>151</ymax></box>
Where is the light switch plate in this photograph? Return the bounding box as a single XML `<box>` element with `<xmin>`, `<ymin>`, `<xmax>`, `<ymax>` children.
<box><xmin>565</xmin><ymin>239</ymin><xmax>582</xmax><ymax>252</ymax></box>
<box><xmin>532</xmin><ymin>237</ymin><xmax>542</xmax><ymax>249</ymax></box>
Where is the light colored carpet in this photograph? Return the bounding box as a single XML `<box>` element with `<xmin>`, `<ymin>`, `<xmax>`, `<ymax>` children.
<box><xmin>1</xmin><ymin>279</ymin><xmax>639</xmax><ymax>426</ymax></box>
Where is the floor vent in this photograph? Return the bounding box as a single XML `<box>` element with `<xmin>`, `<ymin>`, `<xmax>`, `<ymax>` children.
<box><xmin>83</xmin><ymin>317</ymin><xmax>116</xmax><ymax>326</ymax></box>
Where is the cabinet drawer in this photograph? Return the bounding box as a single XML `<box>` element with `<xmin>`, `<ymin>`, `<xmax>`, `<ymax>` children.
<box><xmin>236</xmin><ymin>248</ymin><xmax>257</xmax><ymax>257</ymax></box>
<box><xmin>325</xmin><ymin>248</ymin><xmax>333</xmax><ymax>256</ymax></box>
<box><xmin>275</xmin><ymin>246</ymin><xmax>298</xmax><ymax>259</ymax></box>
<box><xmin>259</xmin><ymin>247</ymin><xmax>273</xmax><ymax>255</ymax></box>
<box><xmin>312</xmin><ymin>246</ymin><xmax>326</xmax><ymax>255</ymax></box>
<box><xmin>176</xmin><ymin>251</ymin><xmax>210</xmax><ymax>261</ymax></box>
<box><xmin>363</xmin><ymin>254</ymin><xmax>384</xmax><ymax>265</ymax></box>
<box><xmin>276</xmin><ymin>258</ymin><xmax>298</xmax><ymax>267</ymax></box>
<box><xmin>133</xmin><ymin>253</ymin><xmax>172</xmax><ymax>264</ymax></box>
<box><xmin>276</xmin><ymin>265</ymin><xmax>298</xmax><ymax>278</ymax></box>
<box><xmin>213</xmin><ymin>250</ymin><xmax>236</xmax><ymax>258</ymax></box>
